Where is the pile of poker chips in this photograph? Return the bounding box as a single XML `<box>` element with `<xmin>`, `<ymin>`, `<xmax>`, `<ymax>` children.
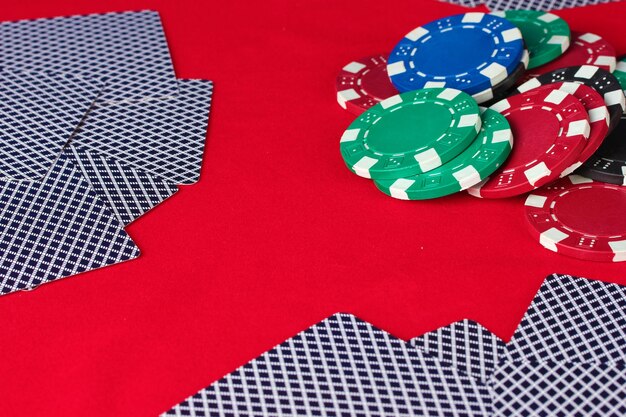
<box><xmin>0</xmin><ymin>10</ymin><xmax>213</xmax><ymax>296</ymax></box>
<box><xmin>335</xmin><ymin>10</ymin><xmax>626</xmax><ymax>263</ymax></box>
<box><xmin>160</xmin><ymin>275</ymin><xmax>626</xmax><ymax>417</ymax></box>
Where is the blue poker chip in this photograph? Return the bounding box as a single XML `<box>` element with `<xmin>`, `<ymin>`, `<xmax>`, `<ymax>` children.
<box><xmin>387</xmin><ymin>13</ymin><xmax>524</xmax><ymax>95</ymax></box>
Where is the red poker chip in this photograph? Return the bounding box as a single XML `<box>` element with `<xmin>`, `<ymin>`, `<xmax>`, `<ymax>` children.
<box><xmin>335</xmin><ymin>54</ymin><xmax>397</xmax><ymax>115</ymax></box>
<box><xmin>521</xmin><ymin>32</ymin><xmax>617</xmax><ymax>83</ymax></box>
<box><xmin>522</xmin><ymin>82</ymin><xmax>610</xmax><ymax>177</ymax></box>
<box><xmin>467</xmin><ymin>88</ymin><xmax>590</xmax><ymax>199</ymax></box>
<box><xmin>524</xmin><ymin>175</ymin><xmax>626</xmax><ymax>262</ymax></box>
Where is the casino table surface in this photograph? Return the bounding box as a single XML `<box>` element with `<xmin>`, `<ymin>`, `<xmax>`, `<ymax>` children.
<box><xmin>1</xmin><ymin>1</ymin><xmax>625</xmax><ymax>416</ymax></box>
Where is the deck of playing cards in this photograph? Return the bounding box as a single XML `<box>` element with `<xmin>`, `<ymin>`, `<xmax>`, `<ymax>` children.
<box><xmin>161</xmin><ymin>275</ymin><xmax>626</xmax><ymax>416</ymax></box>
<box><xmin>0</xmin><ymin>10</ymin><xmax>213</xmax><ymax>295</ymax></box>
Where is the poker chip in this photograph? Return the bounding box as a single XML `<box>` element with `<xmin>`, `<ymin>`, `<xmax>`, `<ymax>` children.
<box><xmin>467</xmin><ymin>88</ymin><xmax>590</xmax><ymax>198</ymax></box>
<box><xmin>615</xmin><ymin>55</ymin><xmax>626</xmax><ymax>94</ymax></box>
<box><xmin>492</xmin><ymin>10</ymin><xmax>570</xmax><ymax>69</ymax></box>
<box><xmin>335</xmin><ymin>54</ymin><xmax>397</xmax><ymax>115</ymax></box>
<box><xmin>531</xmin><ymin>82</ymin><xmax>609</xmax><ymax>177</ymax></box>
<box><xmin>374</xmin><ymin>108</ymin><xmax>512</xmax><ymax>200</ymax></box>
<box><xmin>340</xmin><ymin>88</ymin><xmax>481</xmax><ymax>179</ymax></box>
<box><xmin>387</xmin><ymin>13</ymin><xmax>524</xmax><ymax>96</ymax></box>
<box><xmin>525</xmin><ymin>32</ymin><xmax>616</xmax><ymax>79</ymax></box>
<box><xmin>517</xmin><ymin>65</ymin><xmax>626</xmax><ymax>134</ymax></box>
<box><xmin>524</xmin><ymin>175</ymin><xmax>626</xmax><ymax>262</ymax></box>
<box><xmin>578</xmin><ymin>115</ymin><xmax>626</xmax><ymax>185</ymax></box>
<box><xmin>473</xmin><ymin>50</ymin><xmax>529</xmax><ymax>105</ymax></box>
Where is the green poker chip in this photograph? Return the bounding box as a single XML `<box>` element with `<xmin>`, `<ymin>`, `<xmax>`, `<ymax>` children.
<box><xmin>615</xmin><ymin>55</ymin><xmax>626</xmax><ymax>94</ymax></box>
<box><xmin>340</xmin><ymin>88</ymin><xmax>481</xmax><ymax>180</ymax></box>
<box><xmin>493</xmin><ymin>10</ymin><xmax>571</xmax><ymax>69</ymax></box>
<box><xmin>374</xmin><ymin>108</ymin><xmax>512</xmax><ymax>200</ymax></box>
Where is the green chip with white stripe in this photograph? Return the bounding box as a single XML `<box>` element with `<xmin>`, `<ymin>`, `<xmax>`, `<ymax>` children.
<box><xmin>373</xmin><ymin>108</ymin><xmax>512</xmax><ymax>200</ymax></box>
<box><xmin>340</xmin><ymin>88</ymin><xmax>481</xmax><ymax>180</ymax></box>
<box><xmin>492</xmin><ymin>10</ymin><xmax>570</xmax><ymax>69</ymax></box>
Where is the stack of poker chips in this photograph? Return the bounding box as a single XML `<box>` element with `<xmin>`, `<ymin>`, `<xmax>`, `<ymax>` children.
<box><xmin>335</xmin><ymin>10</ymin><xmax>626</xmax><ymax>263</ymax></box>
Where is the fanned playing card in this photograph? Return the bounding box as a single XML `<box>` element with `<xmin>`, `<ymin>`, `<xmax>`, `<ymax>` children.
<box><xmin>486</xmin><ymin>0</ymin><xmax>620</xmax><ymax>11</ymax></box>
<box><xmin>409</xmin><ymin>319</ymin><xmax>507</xmax><ymax>383</ymax></box>
<box><xmin>162</xmin><ymin>313</ymin><xmax>492</xmax><ymax>417</ymax></box>
<box><xmin>439</xmin><ymin>0</ymin><xmax>485</xmax><ymax>7</ymax></box>
<box><xmin>0</xmin><ymin>68</ymin><xmax>101</xmax><ymax>181</ymax></box>
<box><xmin>505</xmin><ymin>274</ymin><xmax>626</xmax><ymax>366</ymax></box>
<box><xmin>64</xmin><ymin>145</ymin><xmax>178</xmax><ymax>225</ymax></box>
<box><xmin>0</xmin><ymin>153</ymin><xmax>140</xmax><ymax>295</ymax></box>
<box><xmin>71</xmin><ymin>79</ymin><xmax>213</xmax><ymax>184</ymax></box>
<box><xmin>489</xmin><ymin>360</ymin><xmax>626</xmax><ymax>417</ymax></box>
<box><xmin>440</xmin><ymin>0</ymin><xmax>620</xmax><ymax>10</ymax></box>
<box><xmin>0</xmin><ymin>10</ymin><xmax>178</xmax><ymax>104</ymax></box>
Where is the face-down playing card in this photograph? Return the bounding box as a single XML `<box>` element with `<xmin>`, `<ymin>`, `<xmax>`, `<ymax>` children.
<box><xmin>0</xmin><ymin>10</ymin><xmax>178</xmax><ymax>104</ymax></box>
<box><xmin>409</xmin><ymin>319</ymin><xmax>507</xmax><ymax>383</ymax></box>
<box><xmin>505</xmin><ymin>274</ymin><xmax>626</xmax><ymax>366</ymax></box>
<box><xmin>488</xmin><ymin>275</ymin><xmax>626</xmax><ymax>417</ymax></box>
<box><xmin>489</xmin><ymin>360</ymin><xmax>626</xmax><ymax>417</ymax></box>
<box><xmin>438</xmin><ymin>0</ymin><xmax>486</xmax><ymax>8</ymax></box>
<box><xmin>64</xmin><ymin>144</ymin><xmax>178</xmax><ymax>226</ymax></box>
<box><xmin>162</xmin><ymin>313</ymin><xmax>492</xmax><ymax>417</ymax></box>
<box><xmin>0</xmin><ymin>68</ymin><xmax>101</xmax><ymax>181</ymax></box>
<box><xmin>485</xmin><ymin>0</ymin><xmax>614</xmax><ymax>12</ymax></box>
<box><xmin>0</xmin><ymin>153</ymin><xmax>140</xmax><ymax>295</ymax></box>
<box><xmin>71</xmin><ymin>79</ymin><xmax>213</xmax><ymax>184</ymax></box>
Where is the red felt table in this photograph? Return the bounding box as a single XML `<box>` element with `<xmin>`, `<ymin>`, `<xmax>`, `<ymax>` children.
<box><xmin>1</xmin><ymin>1</ymin><xmax>625</xmax><ymax>416</ymax></box>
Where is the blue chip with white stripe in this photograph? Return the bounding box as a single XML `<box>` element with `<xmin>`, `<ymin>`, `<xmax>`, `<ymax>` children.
<box><xmin>387</xmin><ymin>13</ymin><xmax>524</xmax><ymax>96</ymax></box>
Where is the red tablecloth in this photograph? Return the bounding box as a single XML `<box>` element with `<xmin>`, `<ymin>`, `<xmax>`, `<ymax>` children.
<box><xmin>1</xmin><ymin>1</ymin><xmax>625</xmax><ymax>416</ymax></box>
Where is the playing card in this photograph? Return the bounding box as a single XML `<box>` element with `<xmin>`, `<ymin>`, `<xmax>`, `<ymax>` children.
<box><xmin>71</xmin><ymin>79</ymin><xmax>213</xmax><ymax>184</ymax></box>
<box><xmin>64</xmin><ymin>145</ymin><xmax>178</xmax><ymax>225</ymax></box>
<box><xmin>438</xmin><ymin>0</ymin><xmax>485</xmax><ymax>7</ymax></box>
<box><xmin>0</xmin><ymin>10</ymin><xmax>178</xmax><ymax>104</ymax></box>
<box><xmin>0</xmin><ymin>68</ymin><xmax>101</xmax><ymax>181</ymax></box>
<box><xmin>161</xmin><ymin>313</ymin><xmax>492</xmax><ymax>417</ymax></box>
<box><xmin>505</xmin><ymin>274</ymin><xmax>626</xmax><ymax>366</ymax></box>
<box><xmin>489</xmin><ymin>360</ymin><xmax>626</xmax><ymax>417</ymax></box>
<box><xmin>485</xmin><ymin>0</ymin><xmax>618</xmax><ymax>11</ymax></box>
<box><xmin>409</xmin><ymin>319</ymin><xmax>507</xmax><ymax>383</ymax></box>
<box><xmin>0</xmin><ymin>153</ymin><xmax>140</xmax><ymax>295</ymax></box>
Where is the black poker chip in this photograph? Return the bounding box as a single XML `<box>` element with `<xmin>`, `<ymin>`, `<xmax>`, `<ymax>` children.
<box><xmin>577</xmin><ymin>115</ymin><xmax>626</xmax><ymax>185</ymax></box>
<box><xmin>481</xmin><ymin>53</ymin><xmax>529</xmax><ymax>107</ymax></box>
<box><xmin>515</xmin><ymin>65</ymin><xmax>626</xmax><ymax>134</ymax></box>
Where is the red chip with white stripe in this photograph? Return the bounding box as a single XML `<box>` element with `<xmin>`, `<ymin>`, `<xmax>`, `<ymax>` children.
<box><xmin>520</xmin><ymin>82</ymin><xmax>610</xmax><ymax>177</ymax></box>
<box><xmin>522</xmin><ymin>32</ymin><xmax>616</xmax><ymax>81</ymax></box>
<box><xmin>335</xmin><ymin>54</ymin><xmax>398</xmax><ymax>115</ymax></box>
<box><xmin>524</xmin><ymin>175</ymin><xmax>626</xmax><ymax>262</ymax></box>
<box><xmin>467</xmin><ymin>88</ymin><xmax>590</xmax><ymax>198</ymax></box>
